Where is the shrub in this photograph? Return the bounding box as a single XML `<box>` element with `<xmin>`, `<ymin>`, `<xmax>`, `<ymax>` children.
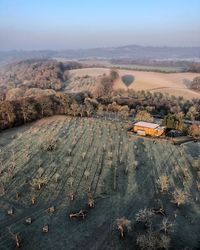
<box><xmin>115</xmin><ymin>217</ymin><xmax>131</xmax><ymax>238</ymax></box>
<box><xmin>171</xmin><ymin>189</ymin><xmax>188</xmax><ymax>207</ymax></box>
<box><xmin>31</xmin><ymin>176</ymin><xmax>48</xmax><ymax>190</ymax></box>
<box><xmin>135</xmin><ymin>208</ymin><xmax>154</xmax><ymax>226</ymax></box>
<box><xmin>135</xmin><ymin>110</ymin><xmax>154</xmax><ymax>122</ymax></box>
<box><xmin>160</xmin><ymin>218</ymin><xmax>174</xmax><ymax>234</ymax></box>
<box><xmin>188</xmin><ymin>124</ymin><xmax>200</xmax><ymax>137</ymax></box>
<box><xmin>136</xmin><ymin>230</ymin><xmax>170</xmax><ymax>250</ymax></box>
<box><xmin>157</xmin><ymin>175</ymin><xmax>169</xmax><ymax>192</ymax></box>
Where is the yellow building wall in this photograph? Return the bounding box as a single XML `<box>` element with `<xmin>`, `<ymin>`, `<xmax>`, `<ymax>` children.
<box><xmin>133</xmin><ymin>125</ymin><xmax>164</xmax><ymax>137</ymax></box>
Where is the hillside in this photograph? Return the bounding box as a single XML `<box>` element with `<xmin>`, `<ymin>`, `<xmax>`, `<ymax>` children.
<box><xmin>0</xmin><ymin>116</ymin><xmax>199</xmax><ymax>249</ymax></box>
<box><xmin>68</xmin><ymin>68</ymin><xmax>200</xmax><ymax>99</ymax></box>
<box><xmin>1</xmin><ymin>59</ymin><xmax>200</xmax><ymax>101</ymax></box>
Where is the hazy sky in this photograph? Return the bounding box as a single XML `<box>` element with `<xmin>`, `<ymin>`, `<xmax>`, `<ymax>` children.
<box><xmin>0</xmin><ymin>0</ymin><xmax>200</xmax><ymax>50</ymax></box>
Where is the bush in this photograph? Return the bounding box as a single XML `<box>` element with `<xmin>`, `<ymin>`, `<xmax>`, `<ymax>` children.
<box><xmin>157</xmin><ymin>175</ymin><xmax>169</xmax><ymax>192</ymax></box>
<box><xmin>171</xmin><ymin>189</ymin><xmax>188</xmax><ymax>207</ymax></box>
<box><xmin>188</xmin><ymin>124</ymin><xmax>200</xmax><ymax>137</ymax></box>
<box><xmin>135</xmin><ymin>110</ymin><xmax>154</xmax><ymax>122</ymax></box>
<box><xmin>136</xmin><ymin>230</ymin><xmax>170</xmax><ymax>250</ymax></box>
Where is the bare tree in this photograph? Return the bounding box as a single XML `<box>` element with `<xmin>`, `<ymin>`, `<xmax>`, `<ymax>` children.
<box><xmin>94</xmin><ymin>75</ymin><xmax>114</xmax><ymax>98</ymax></box>
<box><xmin>110</xmin><ymin>69</ymin><xmax>119</xmax><ymax>81</ymax></box>
<box><xmin>0</xmin><ymin>182</ymin><xmax>5</xmax><ymax>196</ymax></box>
<box><xmin>136</xmin><ymin>230</ymin><xmax>170</xmax><ymax>250</ymax></box>
<box><xmin>16</xmin><ymin>191</ymin><xmax>20</xmax><ymax>200</ymax></box>
<box><xmin>38</xmin><ymin>95</ymin><xmax>53</xmax><ymax>117</ymax></box>
<box><xmin>31</xmin><ymin>195</ymin><xmax>36</xmax><ymax>205</ymax></box>
<box><xmin>70</xmin><ymin>102</ymin><xmax>80</xmax><ymax>117</ymax></box>
<box><xmin>157</xmin><ymin>175</ymin><xmax>169</xmax><ymax>192</ymax></box>
<box><xmin>171</xmin><ymin>189</ymin><xmax>188</xmax><ymax>207</ymax></box>
<box><xmin>37</xmin><ymin>167</ymin><xmax>44</xmax><ymax>177</ymax></box>
<box><xmin>82</xmin><ymin>152</ymin><xmax>86</xmax><ymax>160</ymax></box>
<box><xmin>159</xmin><ymin>234</ymin><xmax>171</xmax><ymax>250</ymax></box>
<box><xmin>135</xmin><ymin>110</ymin><xmax>154</xmax><ymax>122</ymax></box>
<box><xmin>87</xmin><ymin>192</ymin><xmax>95</xmax><ymax>208</ymax></box>
<box><xmin>97</xmin><ymin>104</ymin><xmax>104</xmax><ymax>117</ymax></box>
<box><xmin>0</xmin><ymin>101</ymin><xmax>15</xmax><ymax>126</ymax></box>
<box><xmin>119</xmin><ymin>105</ymin><xmax>129</xmax><ymax>119</ymax></box>
<box><xmin>135</xmin><ymin>208</ymin><xmax>154</xmax><ymax>226</ymax></box>
<box><xmin>84</xmin><ymin>170</ymin><xmax>90</xmax><ymax>180</ymax></box>
<box><xmin>79</xmin><ymin>104</ymin><xmax>86</xmax><ymax>117</ymax></box>
<box><xmin>7</xmin><ymin>227</ymin><xmax>21</xmax><ymax>248</ymax></box>
<box><xmin>84</xmin><ymin>98</ymin><xmax>95</xmax><ymax>117</ymax></box>
<box><xmin>7</xmin><ymin>150</ymin><xmax>16</xmax><ymax>178</ymax></box>
<box><xmin>54</xmin><ymin>173</ymin><xmax>60</xmax><ymax>183</ymax></box>
<box><xmin>31</xmin><ymin>175</ymin><xmax>48</xmax><ymax>190</ymax></box>
<box><xmin>115</xmin><ymin>217</ymin><xmax>131</xmax><ymax>238</ymax></box>
<box><xmin>160</xmin><ymin>218</ymin><xmax>174</xmax><ymax>234</ymax></box>
<box><xmin>136</xmin><ymin>231</ymin><xmax>157</xmax><ymax>250</ymax></box>
<box><xmin>68</xmin><ymin>166</ymin><xmax>74</xmax><ymax>176</ymax></box>
<box><xmin>43</xmin><ymin>224</ymin><xmax>49</xmax><ymax>233</ymax></box>
<box><xmin>188</xmin><ymin>124</ymin><xmax>200</xmax><ymax>138</ymax></box>
<box><xmin>68</xmin><ymin>177</ymin><xmax>74</xmax><ymax>187</ymax></box>
<box><xmin>68</xmin><ymin>190</ymin><xmax>75</xmax><ymax>201</ymax></box>
<box><xmin>69</xmin><ymin>210</ymin><xmax>87</xmax><ymax>219</ymax></box>
<box><xmin>20</xmin><ymin>98</ymin><xmax>37</xmax><ymax>123</ymax></box>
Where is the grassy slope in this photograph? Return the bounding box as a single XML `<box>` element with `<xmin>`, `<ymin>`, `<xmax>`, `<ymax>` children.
<box><xmin>0</xmin><ymin>116</ymin><xmax>199</xmax><ymax>249</ymax></box>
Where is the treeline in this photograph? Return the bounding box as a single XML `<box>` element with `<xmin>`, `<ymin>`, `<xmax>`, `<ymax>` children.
<box><xmin>188</xmin><ymin>63</ymin><xmax>200</xmax><ymax>73</ymax></box>
<box><xmin>110</xmin><ymin>59</ymin><xmax>200</xmax><ymax>73</ymax></box>
<box><xmin>98</xmin><ymin>89</ymin><xmax>200</xmax><ymax>120</ymax></box>
<box><xmin>0</xmin><ymin>92</ymin><xmax>96</xmax><ymax>131</ymax></box>
<box><xmin>0</xmin><ymin>68</ymin><xmax>199</xmax><ymax>133</ymax></box>
<box><xmin>1</xmin><ymin>88</ymin><xmax>200</xmax><ymax>132</ymax></box>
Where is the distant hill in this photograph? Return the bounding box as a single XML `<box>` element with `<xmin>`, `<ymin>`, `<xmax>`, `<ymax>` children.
<box><xmin>0</xmin><ymin>45</ymin><xmax>200</xmax><ymax>66</ymax></box>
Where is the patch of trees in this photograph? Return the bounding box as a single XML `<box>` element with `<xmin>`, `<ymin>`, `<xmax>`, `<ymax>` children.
<box><xmin>190</xmin><ymin>76</ymin><xmax>200</xmax><ymax>91</ymax></box>
<box><xmin>0</xmin><ymin>92</ymin><xmax>94</xmax><ymax>131</ymax></box>
<box><xmin>188</xmin><ymin>63</ymin><xmax>200</xmax><ymax>73</ymax></box>
<box><xmin>135</xmin><ymin>110</ymin><xmax>154</xmax><ymax>122</ymax></box>
<box><xmin>103</xmin><ymin>89</ymin><xmax>200</xmax><ymax>120</ymax></box>
<box><xmin>0</xmin><ymin>83</ymin><xmax>200</xmax><ymax>135</ymax></box>
<box><xmin>0</xmin><ymin>59</ymin><xmax>82</xmax><ymax>91</ymax></box>
<box><xmin>5</xmin><ymin>87</ymin><xmax>56</xmax><ymax>101</ymax></box>
<box><xmin>163</xmin><ymin>113</ymin><xmax>184</xmax><ymax>131</ymax></box>
<box><xmin>162</xmin><ymin>113</ymin><xmax>200</xmax><ymax>136</ymax></box>
<box><xmin>94</xmin><ymin>70</ymin><xmax>119</xmax><ymax>98</ymax></box>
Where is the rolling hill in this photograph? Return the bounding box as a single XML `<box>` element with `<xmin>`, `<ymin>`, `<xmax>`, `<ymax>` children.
<box><xmin>68</xmin><ymin>68</ymin><xmax>200</xmax><ymax>99</ymax></box>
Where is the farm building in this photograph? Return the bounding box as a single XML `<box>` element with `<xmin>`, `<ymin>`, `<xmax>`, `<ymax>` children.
<box><xmin>132</xmin><ymin>121</ymin><xmax>165</xmax><ymax>137</ymax></box>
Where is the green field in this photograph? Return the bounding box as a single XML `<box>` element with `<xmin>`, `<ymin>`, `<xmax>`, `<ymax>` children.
<box><xmin>0</xmin><ymin>116</ymin><xmax>199</xmax><ymax>249</ymax></box>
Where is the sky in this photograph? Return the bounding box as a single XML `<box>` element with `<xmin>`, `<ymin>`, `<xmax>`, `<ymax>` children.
<box><xmin>0</xmin><ymin>0</ymin><xmax>200</xmax><ymax>50</ymax></box>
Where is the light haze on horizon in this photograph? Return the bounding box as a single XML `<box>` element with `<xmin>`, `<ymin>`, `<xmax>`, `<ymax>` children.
<box><xmin>0</xmin><ymin>0</ymin><xmax>200</xmax><ymax>50</ymax></box>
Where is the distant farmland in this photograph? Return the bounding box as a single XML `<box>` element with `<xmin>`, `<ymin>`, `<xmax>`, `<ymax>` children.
<box><xmin>68</xmin><ymin>68</ymin><xmax>200</xmax><ymax>99</ymax></box>
<box><xmin>79</xmin><ymin>59</ymin><xmax>185</xmax><ymax>72</ymax></box>
<box><xmin>0</xmin><ymin>116</ymin><xmax>199</xmax><ymax>249</ymax></box>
